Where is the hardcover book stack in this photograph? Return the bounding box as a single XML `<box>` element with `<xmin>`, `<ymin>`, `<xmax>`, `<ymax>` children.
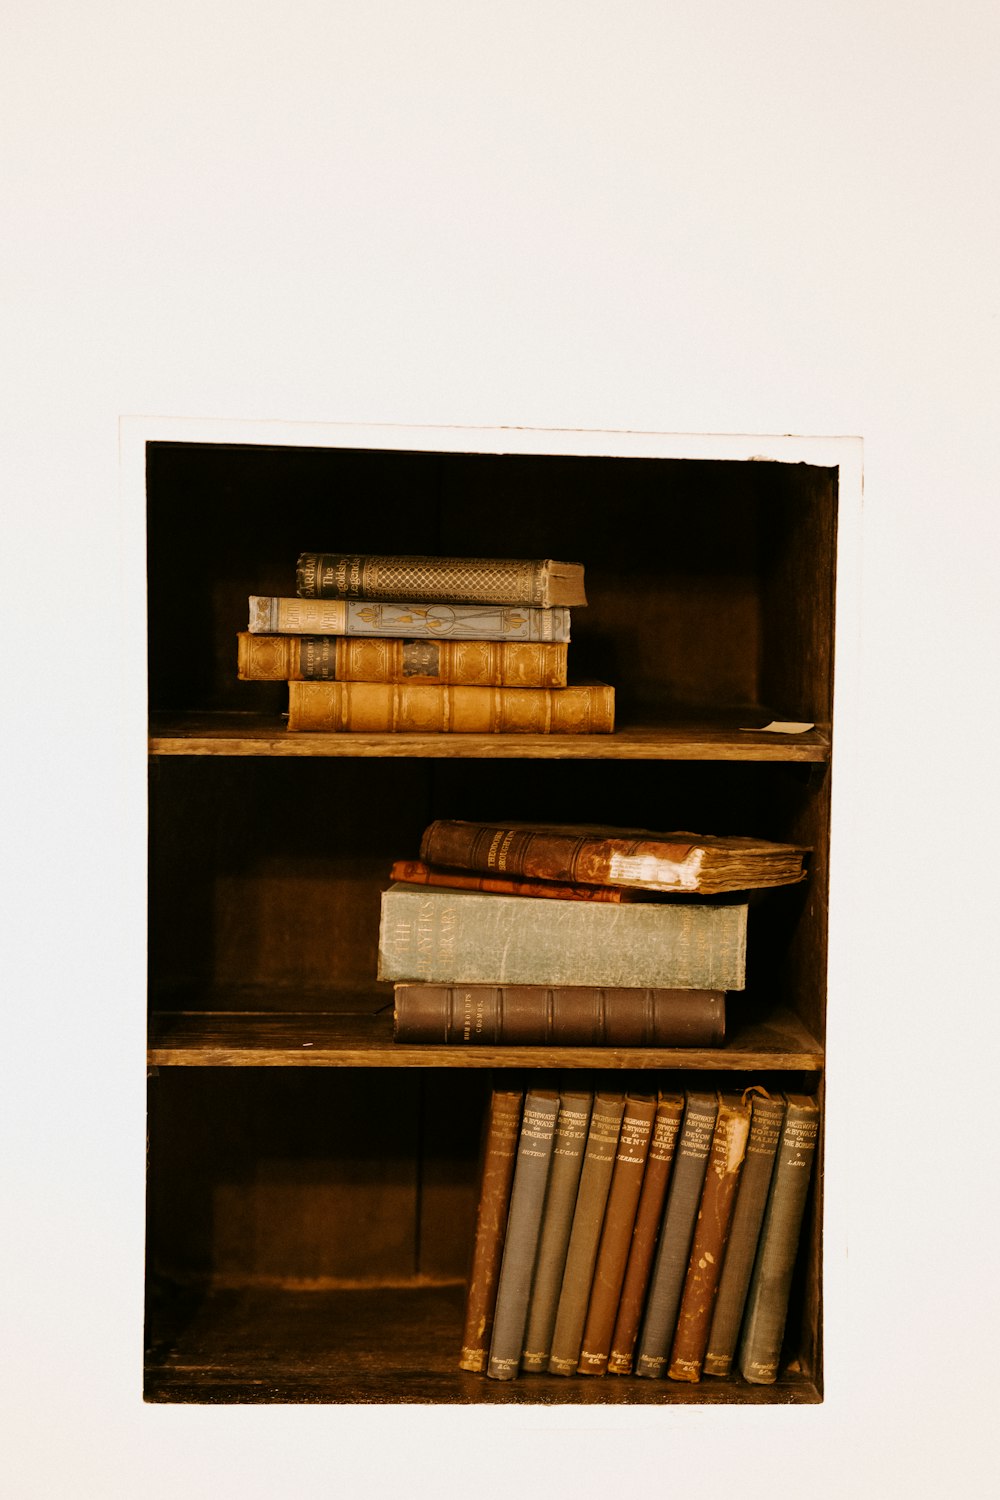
<box><xmin>238</xmin><ymin>551</ymin><xmax>615</xmax><ymax>734</ymax></box>
<box><xmin>459</xmin><ymin>1078</ymin><xmax>820</xmax><ymax>1386</ymax></box>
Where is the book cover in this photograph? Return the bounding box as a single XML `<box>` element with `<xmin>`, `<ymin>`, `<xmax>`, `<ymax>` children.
<box><xmin>248</xmin><ymin>596</ymin><xmax>571</xmax><ymax>643</ymax></box>
<box><xmin>295</xmin><ymin>553</ymin><xmax>587</xmax><ymax>608</ymax></box>
<box><xmin>286</xmin><ymin>680</ymin><xmax>614</xmax><ymax>734</ymax></box>
<box><xmin>737</xmin><ymin>1094</ymin><xmax>821</xmax><ymax>1385</ymax></box>
<box><xmin>547</xmin><ymin>1092</ymin><xmax>626</xmax><ymax>1375</ymax></box>
<box><xmin>389</xmin><ymin>860</ymin><xmax>639</xmax><ymax>904</ymax></box>
<box><xmin>577</xmin><ymin>1094</ymin><xmax>659</xmax><ymax>1375</ymax></box>
<box><xmin>238</xmin><ymin>632</ymin><xmax>569</xmax><ymax>687</ymax></box>
<box><xmin>391</xmin><ymin>984</ymin><xmax>727</xmax><ymax>1047</ymax></box>
<box><xmin>419</xmin><ymin>820</ymin><xmax>808</xmax><ymax>894</ymax></box>
<box><xmin>703</xmin><ymin>1091</ymin><xmax>787</xmax><ymax>1378</ymax></box>
<box><xmin>520</xmin><ymin>1088</ymin><xmax>594</xmax><ymax>1373</ymax></box>
<box><xmin>459</xmin><ymin>1086</ymin><xmax>525</xmax><ymax>1372</ymax></box>
<box><xmin>667</xmin><ymin>1092</ymin><xmax>752</xmax><ymax>1381</ymax></box>
<box><xmin>378</xmin><ymin>885</ymin><xmax>747</xmax><ymax>991</ymax></box>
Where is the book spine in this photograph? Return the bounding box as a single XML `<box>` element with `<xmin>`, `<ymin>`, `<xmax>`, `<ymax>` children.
<box><xmin>547</xmin><ymin>1093</ymin><xmax>626</xmax><ymax>1375</ymax></box>
<box><xmin>238</xmin><ymin>635</ymin><xmax>569</xmax><ymax>687</ymax></box>
<box><xmin>458</xmin><ymin>1088</ymin><xmax>525</xmax><ymax>1372</ymax></box>
<box><xmin>703</xmin><ymin>1093</ymin><xmax>787</xmax><ymax>1377</ymax></box>
<box><xmin>391</xmin><ymin>984</ymin><xmax>726</xmax><ymax>1047</ymax></box>
<box><xmin>378</xmin><ymin>886</ymin><xmax>747</xmax><ymax>991</ymax></box>
<box><xmin>667</xmin><ymin>1093</ymin><xmax>752</xmax><ymax>1381</ymax></box>
<box><xmin>607</xmin><ymin>1094</ymin><xmax>686</xmax><ymax>1375</ymax></box>
<box><xmin>577</xmin><ymin>1095</ymin><xmax>659</xmax><ymax>1375</ymax></box>
<box><xmin>486</xmin><ymin>1089</ymin><xmax>561</xmax><ymax>1380</ymax></box>
<box><xmin>520</xmin><ymin>1091</ymin><xmax>594</xmax><ymax>1372</ymax></box>
<box><xmin>248</xmin><ymin>596</ymin><xmax>571</xmax><ymax>642</ymax></box>
<box><xmin>295</xmin><ymin>553</ymin><xmax>584</xmax><ymax>607</ymax></box>
<box><xmin>286</xmin><ymin>681</ymin><xmax>614</xmax><ymax>734</ymax></box>
<box><xmin>389</xmin><ymin>861</ymin><xmax>633</xmax><ymax>903</ymax></box>
<box><xmin>419</xmin><ymin>820</ymin><xmax>703</xmax><ymax>892</ymax></box>
<box><xmin>737</xmin><ymin>1095</ymin><xmax>821</xmax><ymax>1385</ymax></box>
<box><xmin>634</xmin><ymin>1092</ymin><xmax>719</xmax><ymax>1378</ymax></box>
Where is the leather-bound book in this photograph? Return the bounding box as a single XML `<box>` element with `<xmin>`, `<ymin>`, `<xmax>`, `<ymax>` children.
<box><xmin>458</xmin><ymin>1085</ymin><xmax>525</xmax><ymax>1372</ymax></box>
<box><xmin>295</xmin><ymin>553</ymin><xmax>587</xmax><ymax>608</ymax></box>
<box><xmin>249</xmin><ymin>596</ymin><xmax>572</xmax><ymax>643</ymax></box>
<box><xmin>546</xmin><ymin>1093</ymin><xmax>626</xmax><ymax>1375</ymax></box>
<box><xmin>391</xmin><ymin>984</ymin><xmax>726</xmax><ymax>1048</ymax></box>
<box><xmin>285</xmin><ymin>680</ymin><xmax>614</xmax><ymax>734</ymax></box>
<box><xmin>520</xmin><ymin>1089</ymin><xmax>594</xmax><ymax>1372</ymax></box>
<box><xmin>238</xmin><ymin>633</ymin><xmax>569</xmax><ymax>687</ymax></box>
<box><xmin>634</xmin><ymin>1091</ymin><xmax>719</xmax><ymax>1378</ymax></box>
<box><xmin>738</xmin><ymin>1094</ymin><xmax>821</xmax><ymax>1385</ymax></box>
<box><xmin>577</xmin><ymin>1094</ymin><xmax>658</xmax><ymax>1375</ymax></box>
<box><xmin>608</xmin><ymin>1092</ymin><xmax>686</xmax><ymax>1375</ymax></box>
<box><xmin>703</xmin><ymin>1091</ymin><xmax>787</xmax><ymax>1377</ymax></box>
<box><xmin>667</xmin><ymin>1092</ymin><xmax>752</xmax><ymax>1381</ymax></box>
<box><xmin>389</xmin><ymin>860</ymin><xmax>639</xmax><ymax>903</ymax></box>
<box><xmin>486</xmin><ymin>1088</ymin><xmax>561</xmax><ymax>1380</ymax></box>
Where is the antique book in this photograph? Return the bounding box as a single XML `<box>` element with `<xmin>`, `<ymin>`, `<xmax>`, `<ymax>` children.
<box><xmin>238</xmin><ymin>632</ymin><xmax>569</xmax><ymax>687</ymax></box>
<box><xmin>547</xmin><ymin>1092</ymin><xmax>626</xmax><ymax>1375</ymax></box>
<box><xmin>419</xmin><ymin>820</ymin><xmax>808</xmax><ymax>894</ymax></box>
<box><xmin>607</xmin><ymin>1093</ymin><xmax>686</xmax><ymax>1375</ymax></box>
<box><xmin>667</xmin><ymin>1092</ymin><xmax>752</xmax><ymax>1381</ymax></box>
<box><xmin>520</xmin><ymin>1088</ymin><xmax>594</xmax><ymax>1373</ymax></box>
<box><xmin>634</xmin><ymin>1091</ymin><xmax>719</xmax><ymax>1378</ymax></box>
<box><xmin>377</xmin><ymin>885</ymin><xmax>747</xmax><ymax>991</ymax></box>
<box><xmin>391</xmin><ymin>984</ymin><xmax>726</xmax><ymax>1047</ymax></box>
<box><xmin>295</xmin><ymin>552</ymin><xmax>587</xmax><ymax>607</ymax></box>
<box><xmin>486</xmin><ymin>1088</ymin><xmax>561</xmax><ymax>1380</ymax></box>
<box><xmin>248</xmin><ymin>596</ymin><xmax>571</xmax><ymax>643</ymax></box>
<box><xmin>737</xmin><ymin>1094</ymin><xmax>821</xmax><ymax>1385</ymax></box>
<box><xmin>286</xmin><ymin>680</ymin><xmax>614</xmax><ymax>734</ymax></box>
<box><xmin>703</xmin><ymin>1091</ymin><xmax>787</xmax><ymax>1377</ymax></box>
<box><xmin>459</xmin><ymin>1086</ymin><xmax>525</xmax><ymax>1372</ymax></box>
<box><xmin>389</xmin><ymin>860</ymin><xmax>640</xmax><ymax>904</ymax></box>
<box><xmin>577</xmin><ymin>1094</ymin><xmax>658</xmax><ymax>1375</ymax></box>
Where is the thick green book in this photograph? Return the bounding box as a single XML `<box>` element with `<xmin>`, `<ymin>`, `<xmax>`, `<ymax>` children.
<box><xmin>377</xmin><ymin>885</ymin><xmax>747</xmax><ymax>991</ymax></box>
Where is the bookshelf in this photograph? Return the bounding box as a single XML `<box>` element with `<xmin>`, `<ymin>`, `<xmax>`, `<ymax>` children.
<box><xmin>144</xmin><ymin>424</ymin><xmax>850</xmax><ymax>1405</ymax></box>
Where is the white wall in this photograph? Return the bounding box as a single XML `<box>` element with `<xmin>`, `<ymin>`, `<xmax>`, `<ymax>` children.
<box><xmin>3</xmin><ymin>3</ymin><xmax>997</xmax><ymax>1496</ymax></box>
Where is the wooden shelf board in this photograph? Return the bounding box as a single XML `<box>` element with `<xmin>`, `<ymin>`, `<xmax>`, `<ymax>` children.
<box><xmin>144</xmin><ymin>1283</ymin><xmax>820</xmax><ymax>1406</ymax></box>
<box><xmin>147</xmin><ymin>1000</ymin><xmax>823</xmax><ymax>1070</ymax></box>
<box><xmin>148</xmin><ymin>712</ymin><xmax>831</xmax><ymax>762</ymax></box>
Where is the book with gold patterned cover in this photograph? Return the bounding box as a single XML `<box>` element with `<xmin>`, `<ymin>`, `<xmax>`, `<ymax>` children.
<box><xmin>286</xmin><ymin>680</ymin><xmax>614</xmax><ymax>734</ymax></box>
<box><xmin>295</xmin><ymin>553</ymin><xmax>586</xmax><ymax>607</ymax></box>
<box><xmin>249</xmin><ymin>596</ymin><xmax>571</xmax><ymax>643</ymax></box>
<box><xmin>238</xmin><ymin>633</ymin><xmax>569</xmax><ymax>687</ymax></box>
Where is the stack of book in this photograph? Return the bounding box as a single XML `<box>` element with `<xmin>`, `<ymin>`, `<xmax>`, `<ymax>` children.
<box><xmin>238</xmin><ymin>551</ymin><xmax>615</xmax><ymax>733</ymax></box>
<box><xmin>459</xmin><ymin>1079</ymin><xmax>820</xmax><ymax>1385</ymax></box>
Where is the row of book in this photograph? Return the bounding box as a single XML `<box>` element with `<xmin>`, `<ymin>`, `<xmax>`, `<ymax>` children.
<box><xmin>238</xmin><ymin>551</ymin><xmax>615</xmax><ymax>733</ymax></box>
<box><xmin>461</xmin><ymin>1081</ymin><xmax>820</xmax><ymax>1384</ymax></box>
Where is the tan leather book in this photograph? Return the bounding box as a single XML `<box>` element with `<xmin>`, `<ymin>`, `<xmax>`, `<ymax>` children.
<box><xmin>238</xmin><ymin>633</ymin><xmax>568</xmax><ymax>687</ymax></box>
<box><xmin>389</xmin><ymin>860</ymin><xmax>638</xmax><ymax>903</ymax></box>
<box><xmin>459</xmin><ymin>1087</ymin><xmax>524</xmax><ymax>1372</ymax></box>
<box><xmin>248</xmin><ymin>596</ymin><xmax>571</xmax><ymax>642</ymax></box>
<box><xmin>286</xmin><ymin>680</ymin><xmax>614</xmax><ymax>733</ymax></box>
<box><xmin>295</xmin><ymin>552</ymin><xmax>586</xmax><ymax>607</ymax></box>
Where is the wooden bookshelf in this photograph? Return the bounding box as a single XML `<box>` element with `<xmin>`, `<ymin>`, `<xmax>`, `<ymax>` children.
<box><xmin>145</xmin><ymin>429</ymin><xmax>840</xmax><ymax>1406</ymax></box>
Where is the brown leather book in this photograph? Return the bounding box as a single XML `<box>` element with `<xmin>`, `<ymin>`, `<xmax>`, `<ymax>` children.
<box><xmin>391</xmin><ymin>984</ymin><xmax>726</xmax><ymax>1047</ymax></box>
<box><xmin>295</xmin><ymin>552</ymin><xmax>587</xmax><ymax>607</ymax></box>
<box><xmin>419</xmin><ymin>820</ymin><xmax>808</xmax><ymax>894</ymax></box>
<box><xmin>607</xmin><ymin>1093</ymin><xmax>686</xmax><ymax>1374</ymax></box>
<box><xmin>286</xmin><ymin>680</ymin><xmax>614</xmax><ymax>733</ymax></box>
<box><xmin>459</xmin><ymin>1086</ymin><xmax>525</xmax><ymax>1372</ymax></box>
<box><xmin>389</xmin><ymin>860</ymin><xmax>639</xmax><ymax>903</ymax></box>
<box><xmin>238</xmin><ymin>633</ymin><xmax>569</xmax><ymax>687</ymax></box>
<box><xmin>577</xmin><ymin>1094</ymin><xmax>659</xmax><ymax>1374</ymax></box>
<box><xmin>667</xmin><ymin>1092</ymin><xmax>752</xmax><ymax>1381</ymax></box>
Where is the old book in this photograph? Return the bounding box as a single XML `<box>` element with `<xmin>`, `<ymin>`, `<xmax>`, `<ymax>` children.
<box><xmin>486</xmin><ymin>1087</ymin><xmax>561</xmax><ymax>1381</ymax></box>
<box><xmin>738</xmin><ymin>1094</ymin><xmax>821</xmax><ymax>1385</ymax></box>
<box><xmin>607</xmin><ymin>1093</ymin><xmax>686</xmax><ymax>1375</ymax></box>
<box><xmin>392</xmin><ymin>984</ymin><xmax>726</xmax><ymax>1047</ymax></box>
<box><xmin>389</xmin><ymin>860</ymin><xmax>640</xmax><ymax>904</ymax></box>
<box><xmin>419</xmin><ymin>820</ymin><xmax>808</xmax><ymax>894</ymax></box>
<box><xmin>547</xmin><ymin>1092</ymin><xmax>626</xmax><ymax>1375</ymax></box>
<box><xmin>577</xmin><ymin>1094</ymin><xmax>659</xmax><ymax>1375</ymax></box>
<box><xmin>459</xmin><ymin>1086</ymin><xmax>525</xmax><ymax>1372</ymax></box>
<box><xmin>377</xmin><ymin>885</ymin><xmax>747</xmax><ymax>991</ymax></box>
<box><xmin>703</xmin><ymin>1091</ymin><xmax>787</xmax><ymax>1377</ymax></box>
<box><xmin>286</xmin><ymin>680</ymin><xmax>614</xmax><ymax>734</ymax></box>
<box><xmin>634</xmin><ymin>1091</ymin><xmax>719</xmax><ymax>1378</ymax></box>
<box><xmin>238</xmin><ymin>632</ymin><xmax>569</xmax><ymax>687</ymax></box>
<box><xmin>667</xmin><ymin>1092</ymin><xmax>752</xmax><ymax>1381</ymax></box>
<box><xmin>249</xmin><ymin>596</ymin><xmax>571</xmax><ymax>643</ymax></box>
<box><xmin>295</xmin><ymin>552</ymin><xmax>587</xmax><ymax>607</ymax></box>
<box><xmin>520</xmin><ymin>1088</ymin><xmax>594</xmax><ymax>1372</ymax></box>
